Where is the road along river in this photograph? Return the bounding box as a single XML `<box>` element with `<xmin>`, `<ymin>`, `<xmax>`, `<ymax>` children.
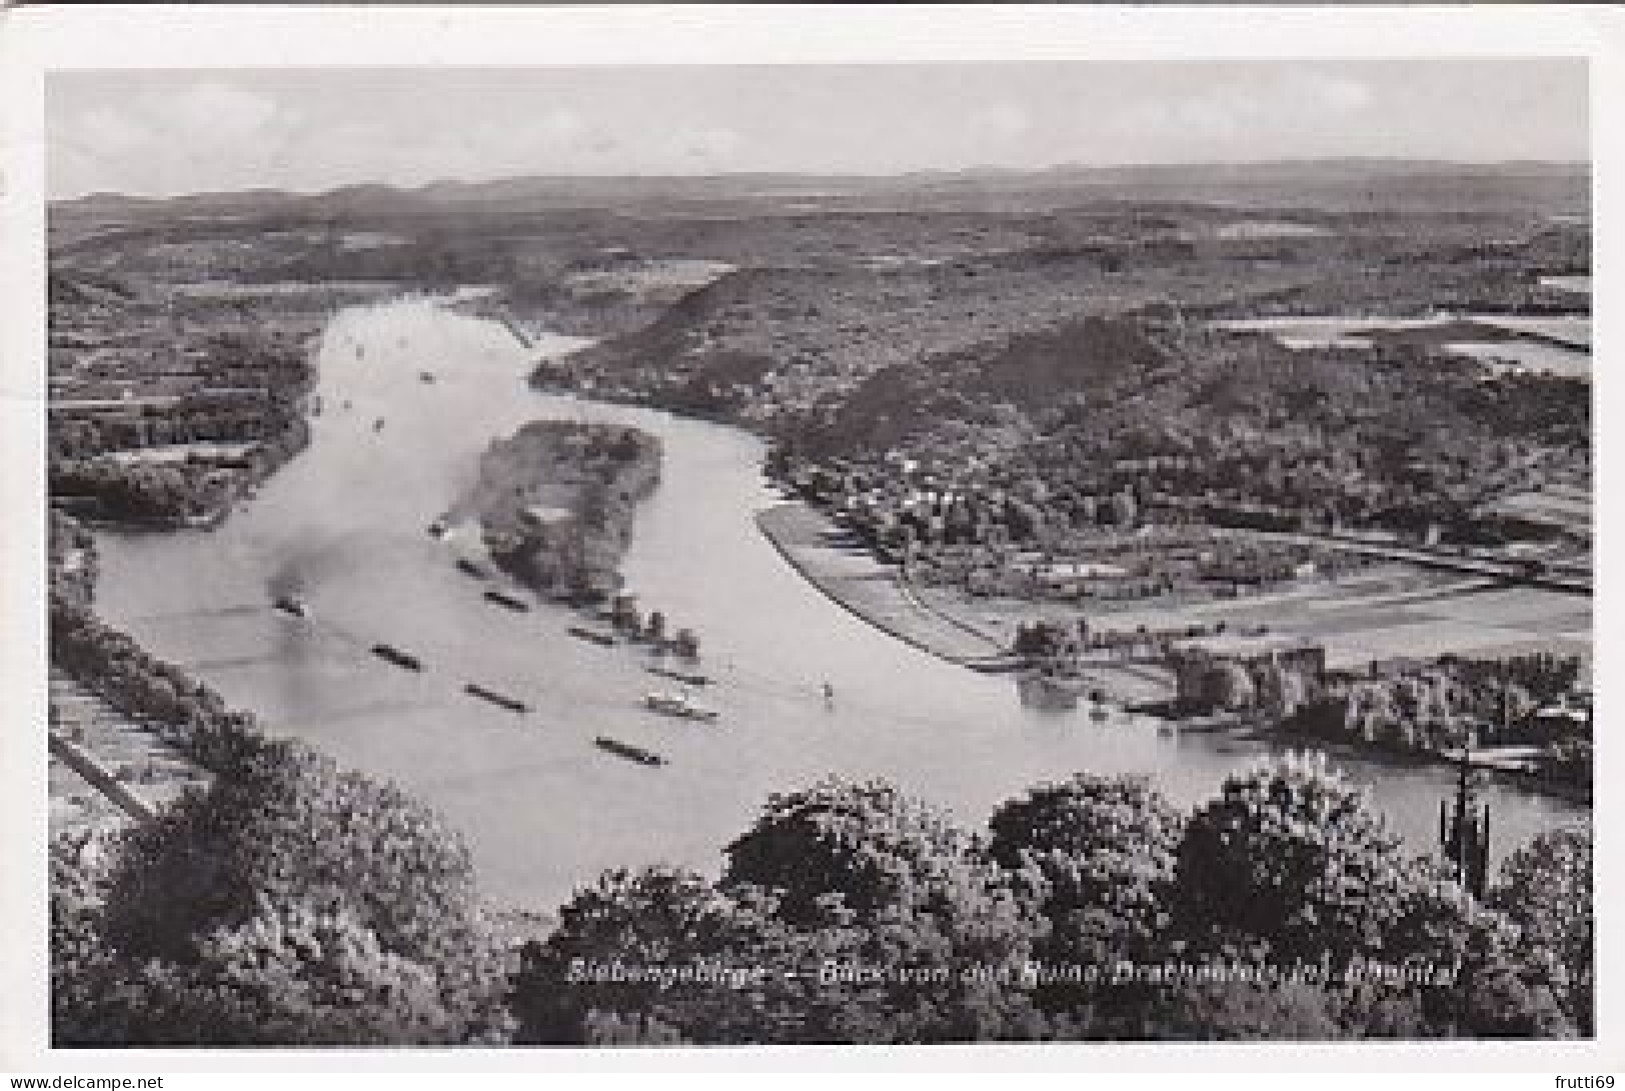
<box><xmin>95</xmin><ymin>296</ymin><xmax>1587</xmax><ymax>911</ymax></box>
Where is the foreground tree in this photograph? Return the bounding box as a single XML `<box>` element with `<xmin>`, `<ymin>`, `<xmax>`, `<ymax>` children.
<box><xmin>511</xmin><ymin>866</ymin><xmax>804</xmax><ymax>1045</ymax></box>
<box><xmin>986</xmin><ymin>774</ymin><xmax>1184</xmax><ymax>1030</ymax></box>
<box><xmin>720</xmin><ymin>778</ymin><xmax>1048</xmax><ymax>1041</ymax></box>
<box><xmin>69</xmin><ymin>902</ymin><xmax>474</xmax><ymax>1046</ymax></box>
<box><xmin>1170</xmin><ymin>755</ymin><xmax>1576</xmax><ymax>1040</ymax></box>
<box><xmin>1173</xmin><ymin>753</ymin><xmax>1414</xmax><ymax>966</ymax></box>
<box><xmin>520</xmin><ymin>780</ymin><xmax>1038</xmax><ymax>1042</ymax></box>
<box><xmin>1492</xmin><ymin>824</ymin><xmax>1593</xmax><ymax>1034</ymax></box>
<box><xmin>988</xmin><ymin>773</ymin><xmax>1182</xmax><ymax>953</ymax></box>
<box><xmin>85</xmin><ymin>734</ymin><xmax>509</xmax><ymax>1044</ymax></box>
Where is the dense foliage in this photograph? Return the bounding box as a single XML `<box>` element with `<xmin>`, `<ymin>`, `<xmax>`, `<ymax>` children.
<box><xmin>505</xmin><ymin>764</ymin><xmax>1589</xmax><ymax>1044</ymax></box>
<box><xmin>1288</xmin><ymin>654</ymin><xmax>1591</xmax><ymax>787</ymax></box>
<box><xmin>55</xmin><ymin>737</ymin><xmax>1592</xmax><ymax>1045</ymax></box>
<box><xmin>50</xmin><ymin>596</ymin><xmax>260</xmax><ymax>772</ymax></box>
<box><xmin>1492</xmin><ymin>825</ymin><xmax>1593</xmax><ymax>1035</ymax></box>
<box><xmin>53</xmin><ymin>732</ymin><xmax>511</xmax><ymax>1046</ymax></box>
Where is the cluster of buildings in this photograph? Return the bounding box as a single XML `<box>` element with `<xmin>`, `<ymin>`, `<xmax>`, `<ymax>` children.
<box><xmin>775</xmin><ymin>446</ymin><xmax>1360</xmax><ymax>608</ymax></box>
<box><xmin>48</xmin><ymin>276</ymin><xmax>325</xmax><ymax>523</ymax></box>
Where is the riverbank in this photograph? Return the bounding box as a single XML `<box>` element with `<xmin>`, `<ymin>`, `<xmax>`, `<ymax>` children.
<box><xmin>755</xmin><ymin>501</ymin><xmax>1175</xmax><ymax>705</ymax></box>
<box><xmin>755</xmin><ymin>501</ymin><xmax>1590</xmax><ymax>806</ymax></box>
<box><xmin>755</xmin><ymin>502</ymin><xmax>1003</xmax><ymax>663</ymax></box>
<box><xmin>1143</xmin><ymin>702</ymin><xmax>1591</xmax><ymax>806</ymax></box>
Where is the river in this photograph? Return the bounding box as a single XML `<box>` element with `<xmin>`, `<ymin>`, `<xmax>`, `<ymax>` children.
<box><xmin>94</xmin><ymin>296</ymin><xmax>1588</xmax><ymax>910</ymax></box>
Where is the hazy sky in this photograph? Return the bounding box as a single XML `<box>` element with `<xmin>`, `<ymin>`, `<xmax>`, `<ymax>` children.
<box><xmin>47</xmin><ymin>60</ymin><xmax>1588</xmax><ymax>198</ymax></box>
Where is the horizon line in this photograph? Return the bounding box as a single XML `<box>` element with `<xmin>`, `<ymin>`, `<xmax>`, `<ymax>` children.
<box><xmin>51</xmin><ymin>155</ymin><xmax>1592</xmax><ymax>206</ymax></box>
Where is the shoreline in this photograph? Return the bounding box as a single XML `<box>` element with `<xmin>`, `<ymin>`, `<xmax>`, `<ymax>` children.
<box><xmin>754</xmin><ymin>502</ymin><xmax>1009</xmax><ymax>669</ymax></box>
<box><xmin>754</xmin><ymin>501</ymin><xmax>1167</xmax><ymax>703</ymax></box>
<box><xmin>755</xmin><ymin>499</ymin><xmax>1590</xmax><ymax>808</ymax></box>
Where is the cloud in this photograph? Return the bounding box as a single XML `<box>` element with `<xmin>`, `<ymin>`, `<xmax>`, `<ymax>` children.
<box><xmin>669</xmin><ymin>126</ymin><xmax>744</xmax><ymax>169</ymax></box>
<box><xmin>164</xmin><ymin>81</ymin><xmax>284</xmax><ymax>141</ymax></box>
<box><xmin>53</xmin><ymin>80</ymin><xmax>296</xmax><ymax>194</ymax></box>
<box><xmin>73</xmin><ymin>107</ymin><xmax>148</xmax><ymax>155</ymax></box>
<box><xmin>968</xmin><ymin>103</ymin><xmax>1032</xmax><ymax>142</ymax></box>
<box><xmin>533</xmin><ymin>107</ymin><xmax>589</xmax><ymax>146</ymax></box>
<box><xmin>1093</xmin><ymin>68</ymin><xmax>1377</xmax><ymax>157</ymax></box>
<box><xmin>1296</xmin><ymin>74</ymin><xmax>1374</xmax><ymax>114</ymax></box>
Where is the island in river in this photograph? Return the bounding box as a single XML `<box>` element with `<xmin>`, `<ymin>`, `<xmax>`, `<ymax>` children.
<box><xmin>449</xmin><ymin>419</ymin><xmax>661</xmax><ymax>602</ymax></box>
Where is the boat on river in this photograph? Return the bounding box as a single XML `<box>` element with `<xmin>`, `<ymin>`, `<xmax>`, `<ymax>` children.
<box><xmin>483</xmin><ymin>589</ymin><xmax>531</xmax><ymax>612</ymax></box>
<box><xmin>569</xmin><ymin>625</ymin><xmax>618</xmax><ymax>647</ymax></box>
<box><xmin>371</xmin><ymin>643</ymin><xmax>423</xmax><ymax>672</ymax></box>
<box><xmin>1017</xmin><ymin>670</ymin><xmax>1088</xmax><ymax>711</ymax></box>
<box><xmin>457</xmin><ymin>557</ymin><xmax>492</xmax><ymax>579</ymax></box>
<box><xmin>464</xmin><ymin>682</ymin><xmax>528</xmax><ymax>713</ymax></box>
<box><xmin>594</xmin><ymin>736</ymin><xmax>666</xmax><ymax>766</ymax></box>
<box><xmin>647</xmin><ymin>664</ymin><xmax>711</xmax><ymax>687</ymax></box>
<box><xmin>643</xmin><ymin>690</ymin><xmax>719</xmax><ymax>722</ymax></box>
<box><xmin>271</xmin><ymin>595</ymin><xmax>310</xmax><ymax>619</ymax></box>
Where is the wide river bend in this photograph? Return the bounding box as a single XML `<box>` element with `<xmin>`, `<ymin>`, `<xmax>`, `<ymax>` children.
<box><xmin>96</xmin><ymin>298</ymin><xmax>1586</xmax><ymax>909</ymax></box>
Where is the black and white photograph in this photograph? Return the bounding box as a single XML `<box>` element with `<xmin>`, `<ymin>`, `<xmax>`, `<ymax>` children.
<box><xmin>3</xmin><ymin>4</ymin><xmax>1615</xmax><ymax>1071</ymax></box>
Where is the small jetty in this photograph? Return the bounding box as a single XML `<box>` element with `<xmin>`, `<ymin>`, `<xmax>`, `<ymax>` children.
<box><xmin>464</xmin><ymin>682</ymin><xmax>528</xmax><ymax>713</ymax></box>
<box><xmin>499</xmin><ymin>313</ymin><xmax>534</xmax><ymax>348</ymax></box>
<box><xmin>647</xmin><ymin>664</ymin><xmax>711</xmax><ymax>687</ymax></box>
<box><xmin>569</xmin><ymin>625</ymin><xmax>618</xmax><ymax>647</ymax></box>
<box><xmin>594</xmin><ymin>736</ymin><xmax>665</xmax><ymax>766</ymax></box>
<box><xmin>371</xmin><ymin>643</ymin><xmax>423</xmax><ymax>672</ymax></box>
<box><xmin>483</xmin><ymin>589</ymin><xmax>531</xmax><ymax>612</ymax></box>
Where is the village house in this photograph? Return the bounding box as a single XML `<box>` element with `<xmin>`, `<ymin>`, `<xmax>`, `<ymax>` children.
<box><xmin>1169</xmin><ymin>631</ymin><xmax>1328</xmax><ymax>717</ymax></box>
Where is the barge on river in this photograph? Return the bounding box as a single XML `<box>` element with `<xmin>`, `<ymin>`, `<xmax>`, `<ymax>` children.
<box><xmin>647</xmin><ymin>665</ymin><xmax>710</xmax><ymax>687</ymax></box>
<box><xmin>483</xmin><ymin>589</ymin><xmax>531</xmax><ymax>612</ymax></box>
<box><xmin>464</xmin><ymin>682</ymin><xmax>528</xmax><ymax>713</ymax></box>
<box><xmin>643</xmin><ymin>691</ymin><xmax>720</xmax><ymax>722</ymax></box>
<box><xmin>594</xmin><ymin>736</ymin><xmax>666</xmax><ymax>766</ymax></box>
<box><xmin>371</xmin><ymin>643</ymin><xmax>424</xmax><ymax>672</ymax></box>
<box><xmin>569</xmin><ymin>625</ymin><xmax>618</xmax><ymax>647</ymax></box>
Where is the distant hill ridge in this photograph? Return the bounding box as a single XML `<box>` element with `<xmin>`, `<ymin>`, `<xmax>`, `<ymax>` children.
<box><xmin>54</xmin><ymin>157</ymin><xmax>1590</xmax><ymax>219</ymax></box>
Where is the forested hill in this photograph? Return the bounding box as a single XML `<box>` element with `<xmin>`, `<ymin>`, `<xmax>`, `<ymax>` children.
<box><xmin>52</xmin><ymin>158</ymin><xmax>1590</xmax><ymax>226</ymax></box>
